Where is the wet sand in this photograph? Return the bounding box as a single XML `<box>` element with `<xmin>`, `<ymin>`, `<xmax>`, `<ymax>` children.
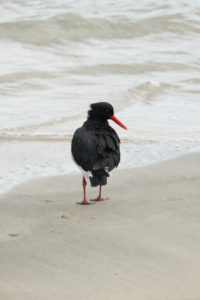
<box><xmin>0</xmin><ymin>152</ymin><xmax>200</xmax><ymax>300</ymax></box>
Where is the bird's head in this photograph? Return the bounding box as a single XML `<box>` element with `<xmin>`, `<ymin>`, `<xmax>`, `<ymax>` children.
<box><xmin>88</xmin><ymin>102</ymin><xmax>127</xmax><ymax>130</ymax></box>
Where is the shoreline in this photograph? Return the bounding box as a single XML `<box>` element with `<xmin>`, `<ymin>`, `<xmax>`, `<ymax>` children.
<box><xmin>1</xmin><ymin>138</ymin><xmax>199</xmax><ymax>195</ymax></box>
<box><xmin>0</xmin><ymin>152</ymin><xmax>200</xmax><ymax>299</ymax></box>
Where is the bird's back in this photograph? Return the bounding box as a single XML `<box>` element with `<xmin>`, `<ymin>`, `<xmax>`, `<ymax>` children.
<box><xmin>71</xmin><ymin>119</ymin><xmax>120</xmax><ymax>186</ymax></box>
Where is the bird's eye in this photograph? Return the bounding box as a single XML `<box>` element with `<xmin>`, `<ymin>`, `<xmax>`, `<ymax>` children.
<box><xmin>105</xmin><ymin>108</ymin><xmax>110</xmax><ymax>113</ymax></box>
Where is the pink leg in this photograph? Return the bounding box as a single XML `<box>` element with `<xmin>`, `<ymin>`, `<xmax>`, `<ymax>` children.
<box><xmin>91</xmin><ymin>185</ymin><xmax>109</xmax><ymax>202</ymax></box>
<box><xmin>77</xmin><ymin>177</ymin><xmax>95</xmax><ymax>205</ymax></box>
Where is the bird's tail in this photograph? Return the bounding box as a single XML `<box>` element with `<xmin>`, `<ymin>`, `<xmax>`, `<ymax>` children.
<box><xmin>89</xmin><ymin>169</ymin><xmax>109</xmax><ymax>187</ymax></box>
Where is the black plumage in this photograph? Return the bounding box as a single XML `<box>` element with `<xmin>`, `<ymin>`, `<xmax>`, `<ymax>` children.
<box><xmin>71</xmin><ymin>102</ymin><xmax>126</xmax><ymax>204</ymax></box>
<box><xmin>72</xmin><ymin>118</ymin><xmax>120</xmax><ymax>186</ymax></box>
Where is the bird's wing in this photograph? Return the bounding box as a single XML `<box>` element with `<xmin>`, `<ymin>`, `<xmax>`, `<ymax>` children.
<box><xmin>94</xmin><ymin>131</ymin><xmax>120</xmax><ymax>172</ymax></box>
<box><xmin>71</xmin><ymin>126</ymin><xmax>120</xmax><ymax>172</ymax></box>
<box><xmin>71</xmin><ymin>127</ymin><xmax>99</xmax><ymax>171</ymax></box>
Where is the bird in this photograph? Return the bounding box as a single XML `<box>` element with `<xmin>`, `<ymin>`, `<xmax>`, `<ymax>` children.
<box><xmin>71</xmin><ymin>102</ymin><xmax>127</xmax><ymax>205</ymax></box>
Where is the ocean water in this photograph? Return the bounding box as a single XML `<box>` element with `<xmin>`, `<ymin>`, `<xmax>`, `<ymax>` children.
<box><xmin>0</xmin><ymin>0</ymin><xmax>200</xmax><ymax>193</ymax></box>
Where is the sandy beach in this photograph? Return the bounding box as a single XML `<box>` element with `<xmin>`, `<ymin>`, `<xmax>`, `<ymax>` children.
<box><xmin>0</xmin><ymin>152</ymin><xmax>200</xmax><ymax>300</ymax></box>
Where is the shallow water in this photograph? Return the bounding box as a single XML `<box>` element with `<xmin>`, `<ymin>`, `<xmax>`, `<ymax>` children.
<box><xmin>0</xmin><ymin>0</ymin><xmax>200</xmax><ymax>192</ymax></box>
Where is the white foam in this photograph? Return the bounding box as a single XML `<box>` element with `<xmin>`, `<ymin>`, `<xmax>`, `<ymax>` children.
<box><xmin>0</xmin><ymin>139</ymin><xmax>199</xmax><ymax>194</ymax></box>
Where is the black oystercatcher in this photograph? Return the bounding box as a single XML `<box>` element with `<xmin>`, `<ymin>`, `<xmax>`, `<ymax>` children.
<box><xmin>71</xmin><ymin>102</ymin><xmax>127</xmax><ymax>205</ymax></box>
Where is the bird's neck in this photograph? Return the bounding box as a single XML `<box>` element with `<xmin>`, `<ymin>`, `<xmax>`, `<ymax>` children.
<box><xmin>87</xmin><ymin>115</ymin><xmax>107</xmax><ymax>123</ymax></box>
<box><xmin>85</xmin><ymin>118</ymin><xmax>109</xmax><ymax>128</ymax></box>
<box><xmin>87</xmin><ymin>116</ymin><xmax>107</xmax><ymax>122</ymax></box>
<box><xmin>87</xmin><ymin>110</ymin><xmax>108</xmax><ymax>123</ymax></box>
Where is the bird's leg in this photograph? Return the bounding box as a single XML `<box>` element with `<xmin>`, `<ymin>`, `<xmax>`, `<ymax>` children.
<box><xmin>91</xmin><ymin>185</ymin><xmax>109</xmax><ymax>201</ymax></box>
<box><xmin>77</xmin><ymin>177</ymin><xmax>95</xmax><ymax>205</ymax></box>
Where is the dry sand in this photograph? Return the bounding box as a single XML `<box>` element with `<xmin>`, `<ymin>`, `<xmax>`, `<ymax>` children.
<box><xmin>0</xmin><ymin>152</ymin><xmax>200</xmax><ymax>300</ymax></box>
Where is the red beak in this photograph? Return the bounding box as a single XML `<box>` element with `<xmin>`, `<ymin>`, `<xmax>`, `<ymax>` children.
<box><xmin>110</xmin><ymin>115</ymin><xmax>127</xmax><ymax>130</ymax></box>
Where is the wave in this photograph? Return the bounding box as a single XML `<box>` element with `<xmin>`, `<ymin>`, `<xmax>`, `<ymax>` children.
<box><xmin>68</xmin><ymin>61</ymin><xmax>199</xmax><ymax>76</ymax></box>
<box><xmin>0</xmin><ymin>133</ymin><xmax>72</xmax><ymax>142</ymax></box>
<box><xmin>0</xmin><ymin>71</ymin><xmax>54</xmax><ymax>84</ymax></box>
<box><xmin>0</xmin><ymin>12</ymin><xmax>199</xmax><ymax>45</ymax></box>
<box><xmin>1</xmin><ymin>61</ymin><xmax>198</xmax><ymax>85</ymax></box>
<box><xmin>1</xmin><ymin>132</ymin><xmax>199</xmax><ymax>145</ymax></box>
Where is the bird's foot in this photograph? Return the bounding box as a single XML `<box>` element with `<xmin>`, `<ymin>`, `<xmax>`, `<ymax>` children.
<box><xmin>90</xmin><ymin>197</ymin><xmax>109</xmax><ymax>202</ymax></box>
<box><xmin>76</xmin><ymin>199</ymin><xmax>96</xmax><ymax>205</ymax></box>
